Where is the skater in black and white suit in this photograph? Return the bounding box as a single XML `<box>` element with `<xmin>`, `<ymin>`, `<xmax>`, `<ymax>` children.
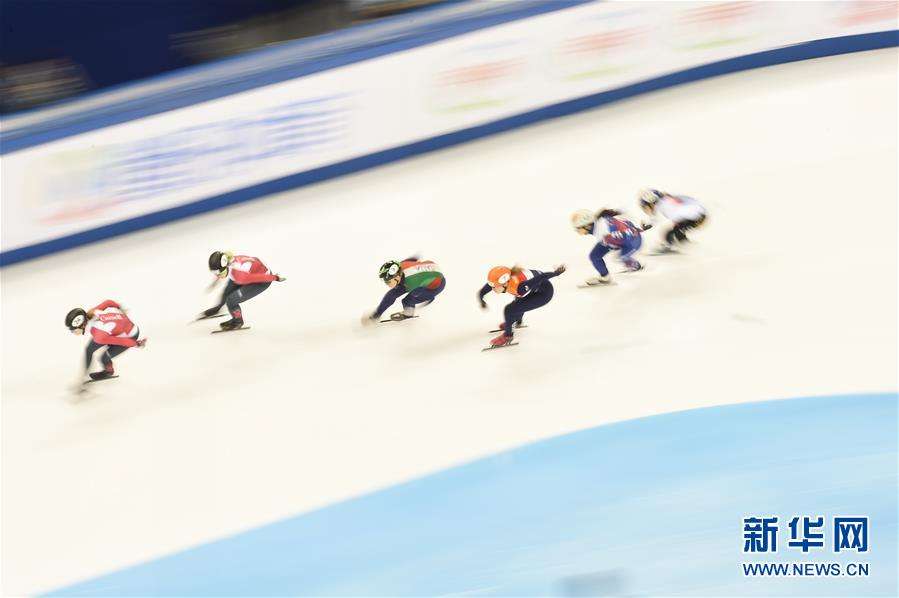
<box><xmin>639</xmin><ymin>189</ymin><xmax>708</xmax><ymax>253</ymax></box>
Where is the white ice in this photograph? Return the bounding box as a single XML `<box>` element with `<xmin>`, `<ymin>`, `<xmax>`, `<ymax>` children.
<box><xmin>1</xmin><ymin>49</ymin><xmax>897</xmax><ymax>595</ymax></box>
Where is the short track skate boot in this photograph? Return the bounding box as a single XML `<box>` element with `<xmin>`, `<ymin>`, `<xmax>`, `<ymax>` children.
<box><xmin>624</xmin><ymin>260</ymin><xmax>643</xmax><ymax>272</ymax></box>
<box><xmin>490</xmin><ymin>333</ymin><xmax>513</xmax><ymax>348</ymax></box>
<box><xmin>585</xmin><ymin>275</ymin><xmax>612</xmax><ymax>286</ymax></box>
<box><xmin>389</xmin><ymin>312</ymin><xmax>413</xmax><ymax>321</ymax></box>
<box><xmin>90</xmin><ymin>363</ymin><xmax>115</xmax><ymax>381</ymax></box>
<box><xmin>219</xmin><ymin>318</ymin><xmax>245</xmax><ymax>331</ymax></box>
<box><xmin>203</xmin><ymin>307</ymin><xmax>221</xmax><ymax>318</ymax></box>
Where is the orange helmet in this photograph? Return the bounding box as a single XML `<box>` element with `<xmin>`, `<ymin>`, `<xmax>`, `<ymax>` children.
<box><xmin>487</xmin><ymin>266</ymin><xmax>512</xmax><ymax>288</ymax></box>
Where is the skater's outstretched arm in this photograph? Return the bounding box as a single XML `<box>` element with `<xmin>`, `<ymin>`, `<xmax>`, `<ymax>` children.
<box><xmin>477</xmin><ymin>283</ymin><xmax>491</xmax><ymax>308</ymax></box>
<box><xmin>524</xmin><ymin>266</ymin><xmax>566</xmax><ymax>288</ymax></box>
<box><xmin>372</xmin><ymin>285</ymin><xmax>405</xmax><ymax>319</ymax></box>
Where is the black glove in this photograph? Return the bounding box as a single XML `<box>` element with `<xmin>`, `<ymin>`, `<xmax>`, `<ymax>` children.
<box><xmin>478</xmin><ymin>297</ymin><xmax>488</xmax><ymax>310</ymax></box>
<box><xmin>553</xmin><ymin>264</ymin><xmax>567</xmax><ymax>276</ymax></box>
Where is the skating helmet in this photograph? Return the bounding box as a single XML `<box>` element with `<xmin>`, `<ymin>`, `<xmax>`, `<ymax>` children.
<box><xmin>570</xmin><ymin>209</ymin><xmax>594</xmax><ymax>230</ymax></box>
<box><xmin>208</xmin><ymin>251</ymin><xmax>229</xmax><ymax>272</ymax></box>
<box><xmin>638</xmin><ymin>188</ymin><xmax>662</xmax><ymax>210</ymax></box>
<box><xmin>487</xmin><ymin>266</ymin><xmax>512</xmax><ymax>288</ymax></box>
<box><xmin>379</xmin><ymin>260</ymin><xmax>402</xmax><ymax>282</ymax></box>
<box><xmin>65</xmin><ymin>308</ymin><xmax>87</xmax><ymax>331</ymax></box>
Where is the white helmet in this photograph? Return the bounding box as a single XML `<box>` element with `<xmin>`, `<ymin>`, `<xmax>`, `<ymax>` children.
<box><xmin>639</xmin><ymin>188</ymin><xmax>662</xmax><ymax>205</ymax></box>
<box><xmin>570</xmin><ymin>209</ymin><xmax>594</xmax><ymax>230</ymax></box>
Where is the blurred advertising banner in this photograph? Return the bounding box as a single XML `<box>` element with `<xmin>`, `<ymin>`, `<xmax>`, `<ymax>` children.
<box><xmin>2</xmin><ymin>1</ymin><xmax>896</xmax><ymax>256</ymax></box>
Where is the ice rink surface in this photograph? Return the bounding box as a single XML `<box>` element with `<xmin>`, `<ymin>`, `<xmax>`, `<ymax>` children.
<box><xmin>2</xmin><ymin>49</ymin><xmax>897</xmax><ymax>595</ymax></box>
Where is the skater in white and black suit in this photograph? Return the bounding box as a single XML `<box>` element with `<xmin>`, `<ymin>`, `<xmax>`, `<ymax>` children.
<box><xmin>639</xmin><ymin>189</ymin><xmax>708</xmax><ymax>253</ymax></box>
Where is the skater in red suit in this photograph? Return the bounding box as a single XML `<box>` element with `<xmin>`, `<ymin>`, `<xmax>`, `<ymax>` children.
<box><xmin>202</xmin><ymin>251</ymin><xmax>286</xmax><ymax>330</ymax></box>
<box><xmin>65</xmin><ymin>299</ymin><xmax>147</xmax><ymax>382</ymax></box>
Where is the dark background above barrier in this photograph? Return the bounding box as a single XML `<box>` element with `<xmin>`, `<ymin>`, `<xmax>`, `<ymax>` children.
<box><xmin>0</xmin><ymin>0</ymin><xmax>450</xmax><ymax>114</ymax></box>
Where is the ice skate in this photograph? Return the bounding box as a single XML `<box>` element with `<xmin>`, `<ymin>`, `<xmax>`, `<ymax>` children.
<box><xmin>389</xmin><ymin>311</ymin><xmax>414</xmax><ymax>322</ymax></box>
<box><xmin>219</xmin><ymin>318</ymin><xmax>245</xmax><ymax>331</ymax></box>
<box><xmin>650</xmin><ymin>245</ymin><xmax>679</xmax><ymax>256</ymax></box>
<box><xmin>490</xmin><ymin>332</ymin><xmax>513</xmax><ymax>347</ymax></box>
<box><xmin>89</xmin><ymin>363</ymin><xmax>115</xmax><ymax>381</ymax></box>
<box><xmin>584</xmin><ymin>275</ymin><xmax>612</xmax><ymax>286</ymax></box>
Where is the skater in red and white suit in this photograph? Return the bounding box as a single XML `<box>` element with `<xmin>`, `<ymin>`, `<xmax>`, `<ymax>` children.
<box><xmin>64</xmin><ymin>300</ymin><xmax>147</xmax><ymax>381</ymax></box>
<box><xmin>202</xmin><ymin>251</ymin><xmax>286</xmax><ymax>330</ymax></box>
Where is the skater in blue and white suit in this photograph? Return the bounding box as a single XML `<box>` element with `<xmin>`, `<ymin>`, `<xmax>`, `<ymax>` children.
<box><xmin>571</xmin><ymin>208</ymin><xmax>643</xmax><ymax>286</ymax></box>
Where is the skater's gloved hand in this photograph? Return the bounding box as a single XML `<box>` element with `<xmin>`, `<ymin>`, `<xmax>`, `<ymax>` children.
<box><xmin>553</xmin><ymin>264</ymin><xmax>566</xmax><ymax>276</ymax></box>
<box><xmin>361</xmin><ymin>313</ymin><xmax>377</xmax><ymax>326</ymax></box>
<box><xmin>136</xmin><ymin>338</ymin><xmax>148</xmax><ymax>348</ymax></box>
<box><xmin>274</xmin><ymin>274</ymin><xmax>287</xmax><ymax>282</ymax></box>
<box><xmin>478</xmin><ymin>296</ymin><xmax>488</xmax><ymax>310</ymax></box>
<box><xmin>641</xmin><ymin>222</ymin><xmax>653</xmax><ymax>231</ymax></box>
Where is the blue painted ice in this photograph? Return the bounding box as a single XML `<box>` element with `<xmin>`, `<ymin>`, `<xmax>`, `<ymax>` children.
<box><xmin>52</xmin><ymin>393</ymin><xmax>897</xmax><ymax>596</ymax></box>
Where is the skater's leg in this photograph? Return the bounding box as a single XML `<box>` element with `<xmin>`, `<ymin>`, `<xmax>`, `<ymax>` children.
<box><xmin>671</xmin><ymin>217</ymin><xmax>702</xmax><ymax>244</ymax></box>
<box><xmin>400</xmin><ymin>278</ymin><xmax>445</xmax><ymax>315</ymax></box>
<box><xmin>205</xmin><ymin>281</ymin><xmax>239</xmax><ymax>316</ymax></box>
<box><xmin>97</xmin><ymin>344</ymin><xmax>129</xmax><ymax>376</ymax></box>
<box><xmin>93</xmin><ymin>325</ymin><xmax>138</xmax><ymax>376</ymax></box>
<box><xmin>680</xmin><ymin>214</ymin><xmax>707</xmax><ymax>241</ymax></box>
<box><xmin>664</xmin><ymin>226</ymin><xmax>679</xmax><ymax>246</ymax></box>
<box><xmin>84</xmin><ymin>341</ymin><xmax>103</xmax><ymax>373</ymax></box>
<box><xmin>224</xmin><ymin>282</ymin><xmax>271</xmax><ymax>322</ymax></box>
<box><xmin>620</xmin><ymin>235</ymin><xmax>643</xmax><ymax>270</ymax></box>
<box><xmin>103</xmin><ymin>343</ymin><xmax>130</xmax><ymax>362</ymax></box>
<box><xmin>589</xmin><ymin>243</ymin><xmax>611</xmax><ymax>277</ymax></box>
<box><xmin>502</xmin><ymin>283</ymin><xmax>554</xmax><ymax>337</ymax></box>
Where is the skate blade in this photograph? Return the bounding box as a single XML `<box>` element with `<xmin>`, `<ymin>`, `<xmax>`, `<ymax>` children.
<box><xmin>577</xmin><ymin>282</ymin><xmax>617</xmax><ymax>289</ymax></box>
<box><xmin>85</xmin><ymin>375</ymin><xmax>120</xmax><ymax>384</ymax></box>
<box><xmin>379</xmin><ymin>316</ymin><xmax>419</xmax><ymax>323</ymax></box>
<box><xmin>481</xmin><ymin>342</ymin><xmax>519</xmax><ymax>352</ymax></box>
<box><xmin>211</xmin><ymin>326</ymin><xmax>251</xmax><ymax>334</ymax></box>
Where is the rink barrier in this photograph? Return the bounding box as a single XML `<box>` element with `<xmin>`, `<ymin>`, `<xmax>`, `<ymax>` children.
<box><xmin>0</xmin><ymin>1</ymin><xmax>589</xmax><ymax>154</ymax></box>
<box><xmin>2</xmin><ymin>30</ymin><xmax>896</xmax><ymax>268</ymax></box>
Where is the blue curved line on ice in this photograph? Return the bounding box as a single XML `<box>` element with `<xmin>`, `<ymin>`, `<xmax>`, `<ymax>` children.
<box><xmin>50</xmin><ymin>393</ymin><xmax>898</xmax><ymax>597</ymax></box>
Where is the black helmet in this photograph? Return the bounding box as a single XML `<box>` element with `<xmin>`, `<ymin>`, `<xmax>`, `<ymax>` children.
<box><xmin>378</xmin><ymin>260</ymin><xmax>402</xmax><ymax>282</ymax></box>
<box><xmin>208</xmin><ymin>251</ymin><xmax>227</xmax><ymax>272</ymax></box>
<box><xmin>65</xmin><ymin>308</ymin><xmax>87</xmax><ymax>330</ymax></box>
